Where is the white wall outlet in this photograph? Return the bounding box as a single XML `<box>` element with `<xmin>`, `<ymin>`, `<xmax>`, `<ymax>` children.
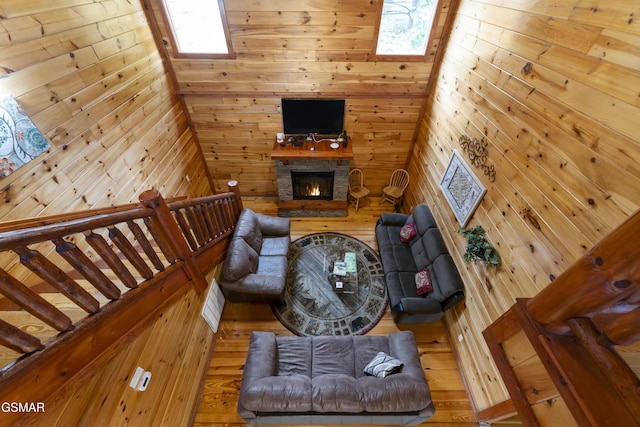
<box><xmin>458</xmin><ymin>333</ymin><xmax>464</xmax><ymax>342</ymax></box>
<box><xmin>129</xmin><ymin>366</ymin><xmax>152</xmax><ymax>391</ymax></box>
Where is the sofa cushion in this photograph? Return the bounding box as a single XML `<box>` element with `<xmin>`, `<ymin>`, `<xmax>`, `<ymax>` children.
<box><xmin>277</xmin><ymin>336</ymin><xmax>312</xmax><ymax>377</ymax></box>
<box><xmin>256</xmin><ymin>254</ymin><xmax>287</xmax><ymax>277</ymax></box>
<box><xmin>353</xmin><ymin>335</ymin><xmax>390</xmax><ymax>378</ymax></box>
<box><xmin>261</xmin><ymin>235</ymin><xmax>290</xmax><ymax>256</ymax></box>
<box><xmin>223</xmin><ymin>237</ymin><xmax>258</xmax><ymax>281</ymax></box>
<box><xmin>412</xmin><ymin>204</ymin><xmax>438</xmax><ymax>234</ymax></box>
<box><xmin>234</xmin><ymin>209</ymin><xmax>263</xmax><ymax>253</ymax></box>
<box><xmin>410</xmin><ymin>228</ymin><xmax>448</xmax><ymax>271</ymax></box>
<box><xmin>429</xmin><ymin>254</ymin><xmax>464</xmax><ymax>301</ymax></box>
<box><xmin>311</xmin><ymin>374</ymin><xmax>363</xmax><ymax>413</ymax></box>
<box><xmin>358</xmin><ymin>374</ymin><xmax>431</xmax><ymax>412</ymax></box>
<box><xmin>363</xmin><ymin>352</ymin><xmax>404</xmax><ymax>378</ymax></box>
<box><xmin>312</xmin><ymin>336</ymin><xmax>355</xmax><ymax>377</ymax></box>
<box><xmin>399</xmin><ymin>221</ymin><xmax>416</xmax><ymax>243</ymax></box>
<box><xmin>415</xmin><ymin>269</ymin><xmax>433</xmax><ymax>295</ymax></box>
<box><xmin>378</xmin><ymin>241</ymin><xmax>417</xmax><ymax>274</ymax></box>
<box><xmin>241</xmin><ymin>374</ymin><xmax>312</xmax><ymax>412</ymax></box>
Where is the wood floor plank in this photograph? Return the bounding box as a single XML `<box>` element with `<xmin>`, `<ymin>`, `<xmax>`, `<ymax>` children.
<box><xmin>193</xmin><ymin>198</ymin><xmax>478</xmax><ymax>426</ymax></box>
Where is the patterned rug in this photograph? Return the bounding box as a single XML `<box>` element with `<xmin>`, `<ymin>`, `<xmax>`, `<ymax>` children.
<box><xmin>272</xmin><ymin>233</ymin><xmax>388</xmax><ymax>336</ymax></box>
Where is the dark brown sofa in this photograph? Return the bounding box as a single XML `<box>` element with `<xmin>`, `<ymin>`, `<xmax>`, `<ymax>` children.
<box><xmin>220</xmin><ymin>208</ymin><xmax>290</xmax><ymax>303</ymax></box>
<box><xmin>237</xmin><ymin>330</ymin><xmax>435</xmax><ymax>425</ymax></box>
<box><xmin>375</xmin><ymin>204</ymin><xmax>465</xmax><ymax>323</ymax></box>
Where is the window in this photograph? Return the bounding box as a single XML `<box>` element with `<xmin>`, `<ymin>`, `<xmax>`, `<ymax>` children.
<box><xmin>161</xmin><ymin>0</ymin><xmax>234</xmax><ymax>58</ymax></box>
<box><xmin>374</xmin><ymin>0</ymin><xmax>438</xmax><ymax>58</ymax></box>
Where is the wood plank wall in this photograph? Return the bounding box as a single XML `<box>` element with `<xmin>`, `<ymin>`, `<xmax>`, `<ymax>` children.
<box><xmin>404</xmin><ymin>0</ymin><xmax>640</xmax><ymax>414</ymax></box>
<box><xmin>0</xmin><ymin>0</ymin><xmax>215</xmax><ymax>424</ymax></box>
<box><xmin>0</xmin><ymin>0</ymin><xmax>213</xmax><ymax>224</ymax></box>
<box><xmin>144</xmin><ymin>0</ymin><xmax>455</xmax><ymax>196</ymax></box>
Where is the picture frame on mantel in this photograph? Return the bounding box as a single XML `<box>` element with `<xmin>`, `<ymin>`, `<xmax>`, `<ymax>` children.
<box><xmin>440</xmin><ymin>150</ymin><xmax>486</xmax><ymax>227</ymax></box>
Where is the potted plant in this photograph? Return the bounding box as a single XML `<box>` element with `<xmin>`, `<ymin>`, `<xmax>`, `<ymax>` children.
<box><xmin>456</xmin><ymin>225</ymin><xmax>501</xmax><ymax>268</ymax></box>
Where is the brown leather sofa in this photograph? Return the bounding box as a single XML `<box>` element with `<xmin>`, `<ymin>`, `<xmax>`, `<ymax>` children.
<box><xmin>237</xmin><ymin>330</ymin><xmax>435</xmax><ymax>425</ymax></box>
<box><xmin>220</xmin><ymin>208</ymin><xmax>291</xmax><ymax>303</ymax></box>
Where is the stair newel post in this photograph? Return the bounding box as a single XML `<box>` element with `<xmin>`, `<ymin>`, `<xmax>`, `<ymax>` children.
<box><xmin>228</xmin><ymin>180</ymin><xmax>243</xmax><ymax>219</ymax></box>
<box><xmin>139</xmin><ymin>189</ymin><xmax>209</xmax><ymax>292</ymax></box>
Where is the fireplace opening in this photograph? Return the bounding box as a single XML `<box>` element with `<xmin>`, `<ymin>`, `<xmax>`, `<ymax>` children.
<box><xmin>291</xmin><ymin>170</ymin><xmax>334</xmax><ymax>200</ymax></box>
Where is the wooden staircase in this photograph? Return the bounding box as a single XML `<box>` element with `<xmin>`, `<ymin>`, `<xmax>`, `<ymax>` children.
<box><xmin>0</xmin><ymin>183</ymin><xmax>243</xmax><ymax>426</ymax></box>
<box><xmin>483</xmin><ymin>210</ymin><xmax>640</xmax><ymax>426</ymax></box>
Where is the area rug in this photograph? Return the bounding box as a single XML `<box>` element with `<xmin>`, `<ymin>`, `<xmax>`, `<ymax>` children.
<box><xmin>272</xmin><ymin>232</ymin><xmax>388</xmax><ymax>336</ymax></box>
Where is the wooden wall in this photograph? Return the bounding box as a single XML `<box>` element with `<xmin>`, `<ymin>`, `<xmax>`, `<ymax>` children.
<box><xmin>0</xmin><ymin>0</ymin><xmax>215</xmax><ymax>425</ymax></box>
<box><xmin>0</xmin><ymin>0</ymin><xmax>213</xmax><ymax>225</ymax></box>
<box><xmin>144</xmin><ymin>0</ymin><xmax>455</xmax><ymax>196</ymax></box>
<box><xmin>405</xmin><ymin>0</ymin><xmax>640</xmax><ymax>415</ymax></box>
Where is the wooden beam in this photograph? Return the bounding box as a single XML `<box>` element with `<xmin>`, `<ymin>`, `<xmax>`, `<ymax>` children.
<box><xmin>527</xmin><ymin>210</ymin><xmax>640</xmax><ymax>333</ymax></box>
<box><xmin>482</xmin><ymin>306</ymin><xmax>541</xmax><ymax>426</ymax></box>
<box><xmin>139</xmin><ymin>189</ymin><xmax>209</xmax><ymax>292</ymax></box>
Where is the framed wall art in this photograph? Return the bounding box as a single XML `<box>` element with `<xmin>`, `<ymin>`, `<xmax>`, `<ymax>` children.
<box><xmin>440</xmin><ymin>150</ymin><xmax>486</xmax><ymax>227</ymax></box>
<box><xmin>0</xmin><ymin>95</ymin><xmax>50</xmax><ymax>177</ymax></box>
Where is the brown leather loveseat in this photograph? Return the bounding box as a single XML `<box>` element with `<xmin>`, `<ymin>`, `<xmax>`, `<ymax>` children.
<box><xmin>220</xmin><ymin>208</ymin><xmax>290</xmax><ymax>303</ymax></box>
<box><xmin>237</xmin><ymin>330</ymin><xmax>435</xmax><ymax>425</ymax></box>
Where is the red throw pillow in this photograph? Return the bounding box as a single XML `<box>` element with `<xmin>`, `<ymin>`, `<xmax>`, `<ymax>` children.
<box><xmin>399</xmin><ymin>222</ymin><xmax>416</xmax><ymax>243</ymax></box>
<box><xmin>415</xmin><ymin>268</ymin><xmax>432</xmax><ymax>295</ymax></box>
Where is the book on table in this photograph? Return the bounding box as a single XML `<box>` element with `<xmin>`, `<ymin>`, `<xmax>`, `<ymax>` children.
<box><xmin>344</xmin><ymin>252</ymin><xmax>356</xmax><ymax>273</ymax></box>
<box><xmin>333</xmin><ymin>261</ymin><xmax>347</xmax><ymax>276</ymax></box>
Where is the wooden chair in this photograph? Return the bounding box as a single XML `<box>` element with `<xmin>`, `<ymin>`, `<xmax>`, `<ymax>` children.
<box><xmin>379</xmin><ymin>169</ymin><xmax>410</xmax><ymax>207</ymax></box>
<box><xmin>348</xmin><ymin>168</ymin><xmax>370</xmax><ymax>212</ymax></box>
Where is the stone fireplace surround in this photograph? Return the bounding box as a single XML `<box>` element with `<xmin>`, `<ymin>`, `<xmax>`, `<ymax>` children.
<box><xmin>272</xmin><ymin>139</ymin><xmax>353</xmax><ymax>217</ymax></box>
<box><xmin>275</xmin><ymin>159</ymin><xmax>349</xmax><ymax>217</ymax></box>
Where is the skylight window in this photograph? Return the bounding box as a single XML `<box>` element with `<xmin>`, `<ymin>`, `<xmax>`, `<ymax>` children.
<box><xmin>161</xmin><ymin>0</ymin><xmax>233</xmax><ymax>57</ymax></box>
<box><xmin>374</xmin><ymin>0</ymin><xmax>438</xmax><ymax>58</ymax></box>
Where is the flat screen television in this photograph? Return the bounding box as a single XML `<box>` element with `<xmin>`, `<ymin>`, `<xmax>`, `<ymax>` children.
<box><xmin>282</xmin><ymin>98</ymin><xmax>345</xmax><ymax>135</ymax></box>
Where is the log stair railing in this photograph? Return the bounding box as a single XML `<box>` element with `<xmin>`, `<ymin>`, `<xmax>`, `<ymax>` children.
<box><xmin>482</xmin><ymin>209</ymin><xmax>640</xmax><ymax>426</ymax></box>
<box><xmin>0</xmin><ymin>181</ymin><xmax>243</xmax><ymax>408</ymax></box>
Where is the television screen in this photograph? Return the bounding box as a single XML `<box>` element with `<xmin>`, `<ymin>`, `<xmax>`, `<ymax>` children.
<box><xmin>282</xmin><ymin>98</ymin><xmax>345</xmax><ymax>135</ymax></box>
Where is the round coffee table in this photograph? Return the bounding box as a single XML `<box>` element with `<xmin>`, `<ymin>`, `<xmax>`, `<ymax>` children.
<box><xmin>273</xmin><ymin>233</ymin><xmax>388</xmax><ymax>336</ymax></box>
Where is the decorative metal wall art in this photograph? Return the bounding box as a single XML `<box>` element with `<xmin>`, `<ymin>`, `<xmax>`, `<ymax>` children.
<box><xmin>459</xmin><ymin>135</ymin><xmax>496</xmax><ymax>182</ymax></box>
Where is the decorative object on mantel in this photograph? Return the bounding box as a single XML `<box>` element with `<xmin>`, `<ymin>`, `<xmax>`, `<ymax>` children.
<box><xmin>0</xmin><ymin>96</ymin><xmax>50</xmax><ymax>177</ymax></box>
<box><xmin>440</xmin><ymin>150</ymin><xmax>486</xmax><ymax>227</ymax></box>
<box><xmin>456</xmin><ymin>225</ymin><xmax>502</xmax><ymax>268</ymax></box>
<box><xmin>459</xmin><ymin>135</ymin><xmax>496</xmax><ymax>182</ymax></box>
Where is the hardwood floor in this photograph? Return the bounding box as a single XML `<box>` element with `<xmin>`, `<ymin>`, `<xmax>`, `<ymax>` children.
<box><xmin>193</xmin><ymin>198</ymin><xmax>478</xmax><ymax>426</ymax></box>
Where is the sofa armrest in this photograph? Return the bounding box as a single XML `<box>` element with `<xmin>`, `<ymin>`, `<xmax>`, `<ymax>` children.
<box><xmin>442</xmin><ymin>290</ymin><xmax>465</xmax><ymax>311</ymax></box>
<box><xmin>399</xmin><ymin>297</ymin><xmax>443</xmax><ymax>315</ymax></box>
<box><xmin>377</xmin><ymin>212</ymin><xmax>409</xmax><ymax>227</ymax></box>
<box><xmin>221</xmin><ymin>273</ymin><xmax>285</xmax><ymax>296</ymax></box>
<box><xmin>256</xmin><ymin>213</ymin><xmax>291</xmax><ymax>236</ymax></box>
<box><xmin>238</xmin><ymin>332</ymin><xmax>278</xmax><ymax>419</ymax></box>
<box><xmin>388</xmin><ymin>331</ymin><xmax>425</xmax><ymax>378</ymax></box>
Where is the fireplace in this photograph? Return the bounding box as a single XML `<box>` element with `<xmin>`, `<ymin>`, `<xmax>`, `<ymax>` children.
<box><xmin>272</xmin><ymin>140</ymin><xmax>352</xmax><ymax>217</ymax></box>
<box><xmin>291</xmin><ymin>170</ymin><xmax>334</xmax><ymax>200</ymax></box>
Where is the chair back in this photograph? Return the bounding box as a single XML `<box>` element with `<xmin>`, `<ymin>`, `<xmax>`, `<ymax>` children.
<box><xmin>349</xmin><ymin>168</ymin><xmax>364</xmax><ymax>191</ymax></box>
<box><xmin>389</xmin><ymin>169</ymin><xmax>410</xmax><ymax>191</ymax></box>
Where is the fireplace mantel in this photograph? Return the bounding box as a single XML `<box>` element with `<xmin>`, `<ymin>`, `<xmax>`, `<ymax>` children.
<box><xmin>271</xmin><ymin>140</ymin><xmax>353</xmax><ymax>162</ymax></box>
<box><xmin>272</xmin><ymin>140</ymin><xmax>352</xmax><ymax>217</ymax></box>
